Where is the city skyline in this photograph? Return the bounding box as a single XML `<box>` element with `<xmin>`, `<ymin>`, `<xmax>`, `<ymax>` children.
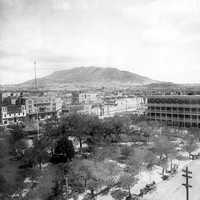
<box><xmin>1</xmin><ymin>0</ymin><xmax>200</xmax><ymax>84</ymax></box>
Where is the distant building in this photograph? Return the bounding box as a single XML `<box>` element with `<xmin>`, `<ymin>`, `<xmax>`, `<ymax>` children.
<box><xmin>1</xmin><ymin>92</ymin><xmax>26</xmax><ymax>125</ymax></box>
<box><xmin>25</xmin><ymin>96</ymin><xmax>61</xmax><ymax>120</ymax></box>
<box><xmin>71</xmin><ymin>91</ymin><xmax>79</xmax><ymax>105</ymax></box>
<box><xmin>2</xmin><ymin>104</ymin><xmax>26</xmax><ymax>125</ymax></box>
<box><xmin>62</xmin><ymin>104</ymin><xmax>85</xmax><ymax>115</ymax></box>
<box><xmin>79</xmin><ymin>92</ymin><xmax>100</xmax><ymax>104</ymax></box>
<box><xmin>81</xmin><ymin>96</ymin><xmax>146</xmax><ymax>119</ymax></box>
<box><xmin>62</xmin><ymin>93</ymin><xmax>73</xmax><ymax>105</ymax></box>
<box><xmin>147</xmin><ymin>95</ymin><xmax>200</xmax><ymax>128</ymax></box>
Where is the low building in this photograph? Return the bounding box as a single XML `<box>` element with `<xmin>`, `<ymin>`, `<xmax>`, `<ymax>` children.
<box><xmin>147</xmin><ymin>95</ymin><xmax>200</xmax><ymax>128</ymax></box>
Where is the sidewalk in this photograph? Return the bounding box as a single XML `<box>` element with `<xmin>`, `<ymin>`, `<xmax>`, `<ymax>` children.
<box><xmin>143</xmin><ymin>159</ymin><xmax>200</xmax><ymax>200</ymax></box>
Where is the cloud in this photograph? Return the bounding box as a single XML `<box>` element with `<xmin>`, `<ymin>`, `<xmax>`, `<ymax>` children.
<box><xmin>1</xmin><ymin>0</ymin><xmax>200</xmax><ymax>84</ymax></box>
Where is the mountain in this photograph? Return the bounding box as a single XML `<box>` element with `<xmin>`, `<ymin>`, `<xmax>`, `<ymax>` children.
<box><xmin>18</xmin><ymin>67</ymin><xmax>158</xmax><ymax>89</ymax></box>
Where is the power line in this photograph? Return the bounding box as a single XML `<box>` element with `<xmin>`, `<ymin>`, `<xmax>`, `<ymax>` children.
<box><xmin>34</xmin><ymin>60</ymin><xmax>37</xmax><ymax>90</ymax></box>
<box><xmin>182</xmin><ymin>166</ymin><xmax>192</xmax><ymax>200</ymax></box>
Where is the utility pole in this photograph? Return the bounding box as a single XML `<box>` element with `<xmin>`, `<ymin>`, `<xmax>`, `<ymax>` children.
<box><xmin>34</xmin><ymin>60</ymin><xmax>39</xmax><ymax>140</ymax></box>
<box><xmin>34</xmin><ymin>60</ymin><xmax>37</xmax><ymax>90</ymax></box>
<box><xmin>125</xmin><ymin>97</ymin><xmax>127</xmax><ymax>113</ymax></box>
<box><xmin>182</xmin><ymin>166</ymin><xmax>192</xmax><ymax>200</ymax></box>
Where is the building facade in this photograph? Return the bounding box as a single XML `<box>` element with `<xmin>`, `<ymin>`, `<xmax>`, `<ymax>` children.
<box><xmin>1</xmin><ymin>92</ymin><xmax>26</xmax><ymax>125</ymax></box>
<box><xmin>79</xmin><ymin>92</ymin><xmax>100</xmax><ymax>104</ymax></box>
<box><xmin>147</xmin><ymin>95</ymin><xmax>200</xmax><ymax>128</ymax></box>
<box><xmin>25</xmin><ymin>96</ymin><xmax>59</xmax><ymax>120</ymax></box>
<box><xmin>2</xmin><ymin>105</ymin><xmax>26</xmax><ymax>125</ymax></box>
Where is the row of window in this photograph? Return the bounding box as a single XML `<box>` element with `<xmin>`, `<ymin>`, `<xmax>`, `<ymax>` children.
<box><xmin>148</xmin><ymin>113</ymin><xmax>200</xmax><ymax>119</ymax></box>
<box><xmin>148</xmin><ymin>98</ymin><xmax>200</xmax><ymax>104</ymax></box>
<box><xmin>150</xmin><ymin>119</ymin><xmax>200</xmax><ymax>128</ymax></box>
<box><xmin>148</xmin><ymin>107</ymin><xmax>200</xmax><ymax>112</ymax></box>
<box><xmin>3</xmin><ymin>112</ymin><xmax>25</xmax><ymax>118</ymax></box>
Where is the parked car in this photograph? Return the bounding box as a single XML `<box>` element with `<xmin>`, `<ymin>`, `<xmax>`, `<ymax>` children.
<box><xmin>139</xmin><ymin>181</ymin><xmax>156</xmax><ymax>196</ymax></box>
<box><xmin>162</xmin><ymin>175</ymin><xmax>169</xmax><ymax>180</ymax></box>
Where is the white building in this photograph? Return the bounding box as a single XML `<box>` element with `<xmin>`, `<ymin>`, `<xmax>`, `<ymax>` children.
<box><xmin>89</xmin><ymin>96</ymin><xmax>147</xmax><ymax>119</ymax></box>
<box><xmin>2</xmin><ymin>105</ymin><xmax>26</xmax><ymax>125</ymax></box>
<box><xmin>25</xmin><ymin>96</ymin><xmax>62</xmax><ymax>119</ymax></box>
<box><xmin>79</xmin><ymin>92</ymin><xmax>100</xmax><ymax>104</ymax></box>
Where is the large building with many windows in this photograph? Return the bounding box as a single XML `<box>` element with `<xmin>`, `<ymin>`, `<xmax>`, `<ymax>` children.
<box><xmin>25</xmin><ymin>96</ymin><xmax>62</xmax><ymax>120</ymax></box>
<box><xmin>147</xmin><ymin>95</ymin><xmax>200</xmax><ymax>128</ymax></box>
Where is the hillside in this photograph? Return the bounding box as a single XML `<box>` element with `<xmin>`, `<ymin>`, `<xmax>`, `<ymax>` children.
<box><xmin>18</xmin><ymin>67</ymin><xmax>158</xmax><ymax>89</ymax></box>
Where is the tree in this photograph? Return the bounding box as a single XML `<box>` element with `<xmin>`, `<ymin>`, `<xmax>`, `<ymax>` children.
<box><xmin>93</xmin><ymin>145</ymin><xmax>121</xmax><ymax>162</ymax></box>
<box><xmin>119</xmin><ymin>172</ymin><xmax>137</xmax><ymax>198</ymax></box>
<box><xmin>153</xmin><ymin>135</ymin><xmax>176</xmax><ymax>160</ymax></box>
<box><xmin>144</xmin><ymin>151</ymin><xmax>157</xmax><ymax>182</ymax></box>
<box><xmin>111</xmin><ymin>189</ymin><xmax>129</xmax><ymax>200</ymax></box>
<box><xmin>120</xmin><ymin>145</ymin><xmax>134</xmax><ymax>161</ymax></box>
<box><xmin>66</xmin><ymin>159</ymin><xmax>122</xmax><ymax>199</ymax></box>
<box><xmin>23</xmin><ymin>138</ymin><xmax>49</xmax><ymax>169</ymax></box>
<box><xmin>66</xmin><ymin>159</ymin><xmax>100</xmax><ymax>199</ymax></box>
<box><xmin>25</xmin><ymin>165</ymin><xmax>57</xmax><ymax>200</ymax></box>
<box><xmin>168</xmin><ymin>147</ymin><xmax>178</xmax><ymax>171</ymax></box>
<box><xmin>9</xmin><ymin>125</ymin><xmax>24</xmax><ymax>154</ymax></box>
<box><xmin>159</xmin><ymin>159</ymin><xmax>168</xmax><ymax>176</ymax></box>
<box><xmin>136</xmin><ymin>121</ymin><xmax>157</xmax><ymax>143</ymax></box>
<box><xmin>183</xmin><ymin>135</ymin><xmax>198</xmax><ymax>157</ymax></box>
<box><xmin>113</xmin><ymin>150</ymin><xmax>140</xmax><ymax>199</ymax></box>
<box><xmin>102</xmin><ymin>116</ymin><xmax>130</xmax><ymax>143</ymax></box>
<box><xmin>42</xmin><ymin>117</ymin><xmax>60</xmax><ymax>156</ymax></box>
<box><xmin>14</xmin><ymin>139</ymin><xmax>30</xmax><ymax>157</ymax></box>
<box><xmin>60</xmin><ymin>113</ymin><xmax>99</xmax><ymax>153</ymax></box>
<box><xmin>189</xmin><ymin>128</ymin><xmax>200</xmax><ymax>141</ymax></box>
<box><xmin>111</xmin><ymin>154</ymin><xmax>139</xmax><ymax>200</ymax></box>
<box><xmin>54</xmin><ymin>137</ymin><xmax>75</xmax><ymax>162</ymax></box>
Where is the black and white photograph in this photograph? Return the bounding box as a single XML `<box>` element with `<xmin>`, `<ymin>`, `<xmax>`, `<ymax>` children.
<box><xmin>1</xmin><ymin>0</ymin><xmax>200</xmax><ymax>200</ymax></box>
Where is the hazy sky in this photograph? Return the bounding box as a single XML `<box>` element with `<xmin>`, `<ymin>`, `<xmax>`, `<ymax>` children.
<box><xmin>1</xmin><ymin>0</ymin><xmax>200</xmax><ymax>84</ymax></box>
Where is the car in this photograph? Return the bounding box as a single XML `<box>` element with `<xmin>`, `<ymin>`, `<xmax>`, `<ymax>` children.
<box><xmin>162</xmin><ymin>175</ymin><xmax>169</xmax><ymax>180</ymax></box>
<box><xmin>139</xmin><ymin>182</ymin><xmax>156</xmax><ymax>196</ymax></box>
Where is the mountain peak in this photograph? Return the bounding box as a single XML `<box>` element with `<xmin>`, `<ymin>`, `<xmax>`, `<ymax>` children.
<box><xmin>19</xmin><ymin>66</ymin><xmax>157</xmax><ymax>89</ymax></box>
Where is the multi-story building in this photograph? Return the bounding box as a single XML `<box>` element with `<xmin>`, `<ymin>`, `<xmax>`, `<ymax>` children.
<box><xmin>147</xmin><ymin>95</ymin><xmax>200</xmax><ymax>128</ymax></box>
<box><xmin>1</xmin><ymin>92</ymin><xmax>26</xmax><ymax>125</ymax></box>
<box><xmin>25</xmin><ymin>96</ymin><xmax>62</xmax><ymax>120</ymax></box>
<box><xmin>79</xmin><ymin>92</ymin><xmax>100</xmax><ymax>104</ymax></box>
<box><xmin>2</xmin><ymin>104</ymin><xmax>26</xmax><ymax>125</ymax></box>
<box><xmin>62</xmin><ymin>93</ymin><xmax>73</xmax><ymax>105</ymax></box>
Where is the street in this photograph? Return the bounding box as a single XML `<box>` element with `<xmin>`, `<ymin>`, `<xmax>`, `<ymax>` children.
<box><xmin>144</xmin><ymin>160</ymin><xmax>200</xmax><ymax>200</ymax></box>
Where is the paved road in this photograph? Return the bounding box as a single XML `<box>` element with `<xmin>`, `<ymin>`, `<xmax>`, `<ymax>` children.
<box><xmin>144</xmin><ymin>160</ymin><xmax>200</xmax><ymax>200</ymax></box>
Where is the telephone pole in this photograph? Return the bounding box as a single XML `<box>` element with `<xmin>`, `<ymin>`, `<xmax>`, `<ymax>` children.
<box><xmin>34</xmin><ymin>60</ymin><xmax>39</xmax><ymax>139</ymax></box>
<box><xmin>34</xmin><ymin>60</ymin><xmax>37</xmax><ymax>90</ymax></box>
<box><xmin>182</xmin><ymin>166</ymin><xmax>192</xmax><ymax>200</ymax></box>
